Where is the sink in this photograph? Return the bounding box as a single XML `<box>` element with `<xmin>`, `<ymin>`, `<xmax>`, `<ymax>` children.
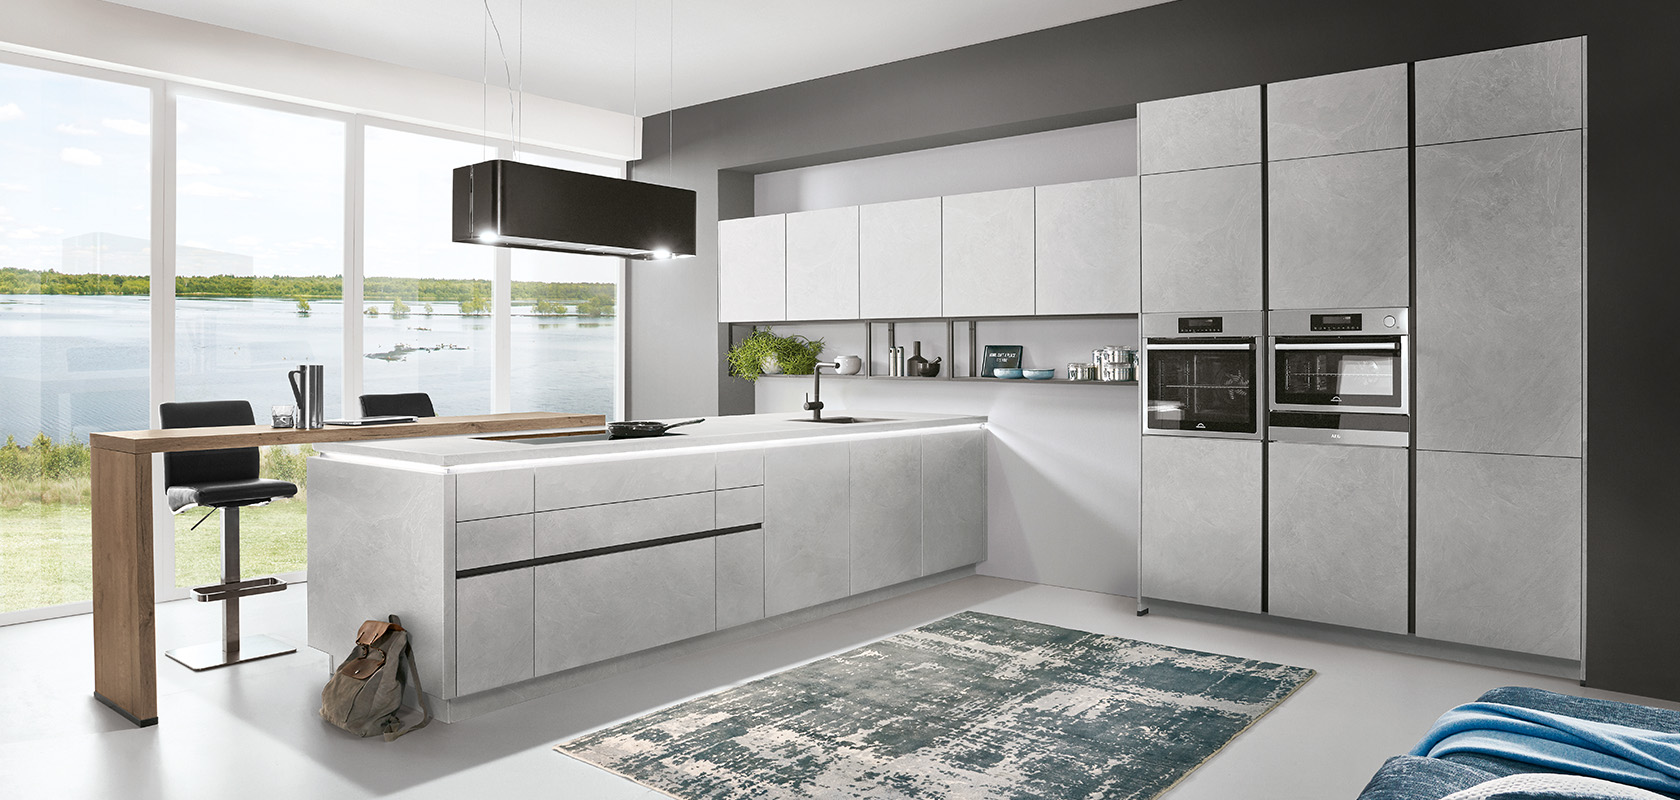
<box><xmin>789</xmin><ymin>417</ymin><xmax>895</xmax><ymax>424</ymax></box>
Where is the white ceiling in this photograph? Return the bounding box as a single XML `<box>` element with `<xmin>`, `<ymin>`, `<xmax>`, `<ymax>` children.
<box><xmin>102</xmin><ymin>0</ymin><xmax>1174</xmax><ymax>115</ymax></box>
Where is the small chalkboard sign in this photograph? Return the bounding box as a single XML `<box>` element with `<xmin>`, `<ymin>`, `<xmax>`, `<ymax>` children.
<box><xmin>979</xmin><ymin>345</ymin><xmax>1023</xmax><ymax>378</ymax></box>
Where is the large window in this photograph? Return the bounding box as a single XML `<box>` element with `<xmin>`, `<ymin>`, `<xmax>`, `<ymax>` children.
<box><xmin>0</xmin><ymin>63</ymin><xmax>151</xmax><ymax>613</ymax></box>
<box><xmin>510</xmin><ymin>152</ymin><xmax>621</xmax><ymax>418</ymax></box>
<box><xmin>0</xmin><ymin>54</ymin><xmax>625</xmax><ymax>619</ymax></box>
<box><xmin>172</xmin><ymin>95</ymin><xmax>345</xmax><ymax>587</ymax></box>
<box><xmin>362</xmin><ymin>126</ymin><xmax>495</xmax><ymax>416</ymax></box>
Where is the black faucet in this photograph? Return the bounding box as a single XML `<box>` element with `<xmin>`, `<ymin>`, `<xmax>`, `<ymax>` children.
<box><xmin>804</xmin><ymin>361</ymin><xmax>840</xmax><ymax>421</ymax></box>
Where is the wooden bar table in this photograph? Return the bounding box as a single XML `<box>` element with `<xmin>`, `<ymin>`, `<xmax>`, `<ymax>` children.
<box><xmin>87</xmin><ymin>411</ymin><xmax>604</xmax><ymax>726</ymax></box>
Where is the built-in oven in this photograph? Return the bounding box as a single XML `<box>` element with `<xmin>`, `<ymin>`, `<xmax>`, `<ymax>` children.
<box><xmin>1267</xmin><ymin>307</ymin><xmax>1409</xmax><ymax>447</ymax></box>
<box><xmin>1142</xmin><ymin>312</ymin><xmax>1264</xmax><ymax>439</ymax></box>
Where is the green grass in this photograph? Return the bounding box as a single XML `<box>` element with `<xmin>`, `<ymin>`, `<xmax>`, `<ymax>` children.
<box><xmin>0</xmin><ymin>494</ymin><xmax>309</xmax><ymax>614</ymax></box>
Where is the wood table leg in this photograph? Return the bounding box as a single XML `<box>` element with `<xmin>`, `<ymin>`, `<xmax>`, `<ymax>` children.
<box><xmin>91</xmin><ymin>447</ymin><xmax>158</xmax><ymax>726</ymax></box>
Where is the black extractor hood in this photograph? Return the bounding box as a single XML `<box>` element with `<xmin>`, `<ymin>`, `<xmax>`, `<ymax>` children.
<box><xmin>452</xmin><ymin>160</ymin><xmax>696</xmax><ymax>259</ymax></box>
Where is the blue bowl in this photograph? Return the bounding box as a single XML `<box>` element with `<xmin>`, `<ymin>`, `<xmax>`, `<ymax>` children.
<box><xmin>993</xmin><ymin>368</ymin><xmax>1024</xmax><ymax>379</ymax></box>
<box><xmin>1022</xmin><ymin>368</ymin><xmax>1055</xmax><ymax>380</ymax></box>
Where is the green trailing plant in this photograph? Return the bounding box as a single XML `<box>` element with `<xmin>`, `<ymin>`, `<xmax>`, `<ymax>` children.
<box><xmin>726</xmin><ymin>327</ymin><xmax>825</xmax><ymax>382</ymax></box>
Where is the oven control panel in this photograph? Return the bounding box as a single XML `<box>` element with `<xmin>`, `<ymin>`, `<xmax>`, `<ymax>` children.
<box><xmin>1310</xmin><ymin>313</ymin><xmax>1363</xmax><ymax>331</ymax></box>
<box><xmin>1178</xmin><ymin>316</ymin><xmax>1224</xmax><ymax>334</ymax></box>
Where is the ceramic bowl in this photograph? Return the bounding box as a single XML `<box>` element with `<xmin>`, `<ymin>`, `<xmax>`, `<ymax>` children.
<box><xmin>993</xmin><ymin>368</ymin><xmax>1024</xmax><ymax>379</ymax></box>
<box><xmin>1022</xmin><ymin>368</ymin><xmax>1055</xmax><ymax>380</ymax></box>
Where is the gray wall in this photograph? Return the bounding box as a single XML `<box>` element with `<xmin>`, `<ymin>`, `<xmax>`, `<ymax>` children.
<box><xmin>629</xmin><ymin>0</ymin><xmax>1680</xmax><ymax>700</ymax></box>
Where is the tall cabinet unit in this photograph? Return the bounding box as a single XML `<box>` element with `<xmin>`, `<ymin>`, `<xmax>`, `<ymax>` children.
<box><xmin>1413</xmin><ymin>38</ymin><xmax>1585</xmax><ymax>659</ymax></box>
<box><xmin>1266</xmin><ymin>64</ymin><xmax>1411</xmax><ymax>310</ymax></box>
<box><xmin>1141</xmin><ymin>436</ymin><xmax>1263</xmax><ymax>613</ymax></box>
<box><xmin>1139</xmin><ymin>86</ymin><xmax>1263</xmax><ymax>313</ymax></box>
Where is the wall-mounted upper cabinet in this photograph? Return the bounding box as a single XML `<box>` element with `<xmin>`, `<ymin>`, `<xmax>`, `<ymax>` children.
<box><xmin>1268</xmin><ymin>148</ymin><xmax>1410</xmax><ymax>310</ymax></box>
<box><xmin>942</xmin><ymin>187</ymin><xmax>1036</xmax><ymax>317</ymax></box>
<box><xmin>1138</xmin><ymin>86</ymin><xmax>1262</xmax><ymax>174</ymax></box>
<box><xmin>860</xmin><ymin>197</ymin><xmax>942</xmax><ymax>319</ymax></box>
<box><xmin>785</xmin><ymin>206</ymin><xmax>860</xmax><ymax>321</ymax></box>
<box><xmin>1141</xmin><ymin>164</ymin><xmax>1263</xmax><ymax>313</ymax></box>
<box><xmin>1268</xmin><ymin>64</ymin><xmax>1409</xmax><ymax>160</ymax></box>
<box><xmin>1416</xmin><ymin>38</ymin><xmax>1584</xmax><ymax>146</ymax></box>
<box><xmin>717</xmin><ymin>214</ymin><xmax>785</xmax><ymax>323</ymax></box>
<box><xmin>1034</xmin><ymin>177</ymin><xmax>1141</xmax><ymax>316</ymax></box>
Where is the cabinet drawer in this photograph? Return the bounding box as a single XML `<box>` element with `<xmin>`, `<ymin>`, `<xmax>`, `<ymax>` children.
<box><xmin>455</xmin><ymin>468</ymin><xmax>534</xmax><ymax>521</ymax></box>
<box><xmin>535</xmin><ymin>539</ymin><xmax>716</xmax><ymax>675</ymax></box>
<box><xmin>535</xmin><ymin>492</ymin><xmax>715</xmax><ymax>557</ymax></box>
<box><xmin>717</xmin><ymin>530</ymin><xmax>766</xmax><ymax>630</ymax></box>
<box><xmin>456</xmin><ymin>569</ymin><xmax>534</xmax><ymax>696</ymax></box>
<box><xmin>534</xmin><ymin>452</ymin><xmax>715</xmax><ymax>511</ymax></box>
<box><xmin>456</xmin><ymin>514</ymin><xmax>534</xmax><ymax>571</ymax></box>
<box><xmin>717</xmin><ymin>486</ymin><xmax>764</xmax><ymax>528</ymax></box>
<box><xmin>716</xmin><ymin>448</ymin><xmax>764</xmax><ymax>489</ymax></box>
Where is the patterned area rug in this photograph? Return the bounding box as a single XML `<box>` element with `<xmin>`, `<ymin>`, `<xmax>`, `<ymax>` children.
<box><xmin>557</xmin><ymin>611</ymin><xmax>1314</xmax><ymax>799</ymax></box>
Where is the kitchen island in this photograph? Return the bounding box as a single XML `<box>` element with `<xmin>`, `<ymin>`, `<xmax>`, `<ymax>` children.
<box><xmin>306</xmin><ymin>411</ymin><xmax>987</xmax><ymax>721</ymax></box>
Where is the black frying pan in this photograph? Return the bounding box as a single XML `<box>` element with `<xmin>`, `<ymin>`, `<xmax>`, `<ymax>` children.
<box><xmin>607</xmin><ymin>418</ymin><xmax>704</xmax><ymax>439</ymax></box>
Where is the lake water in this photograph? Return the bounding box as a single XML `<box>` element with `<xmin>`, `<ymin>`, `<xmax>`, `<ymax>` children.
<box><xmin>0</xmin><ymin>294</ymin><xmax>615</xmax><ymax>443</ymax></box>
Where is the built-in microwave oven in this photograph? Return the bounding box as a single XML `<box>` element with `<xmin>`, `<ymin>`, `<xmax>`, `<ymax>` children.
<box><xmin>1142</xmin><ymin>312</ymin><xmax>1264</xmax><ymax>440</ymax></box>
<box><xmin>1267</xmin><ymin>308</ymin><xmax>1410</xmax><ymax>447</ymax></box>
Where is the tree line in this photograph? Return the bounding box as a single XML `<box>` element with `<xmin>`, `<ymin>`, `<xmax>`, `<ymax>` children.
<box><xmin>0</xmin><ymin>268</ymin><xmax>615</xmax><ymax>305</ymax></box>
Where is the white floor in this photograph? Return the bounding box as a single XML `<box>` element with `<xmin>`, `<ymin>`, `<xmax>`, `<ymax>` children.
<box><xmin>2</xmin><ymin>576</ymin><xmax>1673</xmax><ymax>800</ymax></box>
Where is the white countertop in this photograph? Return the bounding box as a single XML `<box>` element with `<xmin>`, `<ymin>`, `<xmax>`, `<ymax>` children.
<box><xmin>313</xmin><ymin>411</ymin><xmax>987</xmax><ymax>469</ymax></box>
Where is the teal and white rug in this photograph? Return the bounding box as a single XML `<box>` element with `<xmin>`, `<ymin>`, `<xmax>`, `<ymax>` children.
<box><xmin>557</xmin><ymin>612</ymin><xmax>1314</xmax><ymax>799</ymax></box>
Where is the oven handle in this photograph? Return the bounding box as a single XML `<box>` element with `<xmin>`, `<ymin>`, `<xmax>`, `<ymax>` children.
<box><xmin>1145</xmin><ymin>343</ymin><xmax>1254</xmax><ymax>351</ymax></box>
<box><xmin>1274</xmin><ymin>343</ymin><xmax>1400</xmax><ymax>351</ymax></box>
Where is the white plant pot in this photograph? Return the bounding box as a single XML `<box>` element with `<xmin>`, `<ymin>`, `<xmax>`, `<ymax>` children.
<box><xmin>760</xmin><ymin>354</ymin><xmax>782</xmax><ymax>375</ymax></box>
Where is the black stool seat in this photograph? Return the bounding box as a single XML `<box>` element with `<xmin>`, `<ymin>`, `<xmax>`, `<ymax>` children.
<box><xmin>167</xmin><ymin>478</ymin><xmax>298</xmax><ymax>513</ymax></box>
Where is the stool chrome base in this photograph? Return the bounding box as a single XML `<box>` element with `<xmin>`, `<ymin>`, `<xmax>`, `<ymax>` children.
<box><xmin>166</xmin><ymin>633</ymin><xmax>296</xmax><ymax>671</ymax></box>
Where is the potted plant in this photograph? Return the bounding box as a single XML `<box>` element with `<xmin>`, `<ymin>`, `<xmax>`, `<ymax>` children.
<box><xmin>726</xmin><ymin>327</ymin><xmax>826</xmax><ymax>382</ymax></box>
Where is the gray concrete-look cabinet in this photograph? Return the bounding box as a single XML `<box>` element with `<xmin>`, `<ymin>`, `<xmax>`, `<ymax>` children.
<box><xmin>717</xmin><ymin>214</ymin><xmax>786</xmax><ymax>323</ymax></box>
<box><xmin>1267</xmin><ymin>442</ymin><xmax>1408</xmax><ymax>633</ymax></box>
<box><xmin>716</xmin><ymin>530</ymin><xmax>766</xmax><ymax>629</ymax></box>
<box><xmin>1141</xmin><ymin>436</ymin><xmax>1262</xmax><ymax>612</ymax></box>
<box><xmin>859</xmin><ymin>197</ymin><xmax>943</xmax><ymax>319</ymax></box>
<box><xmin>455</xmin><ymin>514</ymin><xmax>533</xmax><ymax>571</ymax></box>
<box><xmin>1268</xmin><ymin>148</ymin><xmax>1410</xmax><ymax>310</ymax></box>
<box><xmin>1416</xmin><ymin>450</ymin><xmax>1582</xmax><ymax>659</ymax></box>
<box><xmin>535</xmin><ymin>452</ymin><xmax>715</xmax><ymax>511</ymax></box>
<box><xmin>922</xmin><ymin>428</ymin><xmax>986</xmax><ymax>575</ymax></box>
<box><xmin>785</xmin><ymin>206</ymin><xmax>860</xmax><ymax>321</ymax></box>
<box><xmin>455</xmin><ymin>468</ymin><xmax>532</xmax><ymax>521</ymax></box>
<box><xmin>764</xmin><ymin>440</ymin><xmax>851</xmax><ymax>616</ymax></box>
<box><xmin>716</xmin><ymin>448</ymin><xmax>765</xmax><ymax>490</ymax></box>
<box><xmin>534</xmin><ymin>539</ymin><xmax>717</xmax><ymax>675</ymax></box>
<box><xmin>455</xmin><ymin>569</ymin><xmax>533</xmax><ymax>696</ymax></box>
<box><xmin>1034</xmin><ymin>177</ymin><xmax>1141</xmax><ymax>315</ymax></box>
<box><xmin>1416</xmin><ymin>131</ymin><xmax>1583</xmax><ymax>458</ymax></box>
<box><xmin>535</xmin><ymin>491</ymin><xmax>715</xmax><ymax>557</ymax></box>
<box><xmin>942</xmin><ymin>187</ymin><xmax>1035</xmax><ymax>317</ymax></box>
<box><xmin>1139</xmin><ymin>86</ymin><xmax>1262</xmax><ymax>174</ymax></box>
<box><xmin>1141</xmin><ymin>164</ymin><xmax>1263</xmax><ymax>313</ymax></box>
<box><xmin>1268</xmin><ymin>64</ymin><xmax>1409</xmax><ymax>161</ymax></box>
<box><xmin>849</xmin><ymin>435</ymin><xmax>922</xmax><ymax>594</ymax></box>
<box><xmin>1416</xmin><ymin>38</ymin><xmax>1583</xmax><ymax>146</ymax></box>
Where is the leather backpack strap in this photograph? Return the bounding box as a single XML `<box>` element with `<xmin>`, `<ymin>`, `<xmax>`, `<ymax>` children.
<box><xmin>382</xmin><ymin>638</ymin><xmax>432</xmax><ymax>741</ymax></box>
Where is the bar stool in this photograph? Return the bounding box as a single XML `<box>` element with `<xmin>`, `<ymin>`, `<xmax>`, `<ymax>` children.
<box><xmin>160</xmin><ymin>400</ymin><xmax>299</xmax><ymax>671</ymax></box>
<box><xmin>358</xmin><ymin>392</ymin><xmax>436</xmax><ymax>418</ymax></box>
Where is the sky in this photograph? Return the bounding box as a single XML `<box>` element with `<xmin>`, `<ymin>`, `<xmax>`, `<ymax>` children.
<box><xmin>0</xmin><ymin>60</ymin><xmax>618</xmax><ymax>285</ymax></box>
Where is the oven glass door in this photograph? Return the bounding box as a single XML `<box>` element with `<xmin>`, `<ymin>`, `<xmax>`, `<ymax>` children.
<box><xmin>1145</xmin><ymin>339</ymin><xmax>1258</xmax><ymax>433</ymax></box>
<box><xmin>1273</xmin><ymin>336</ymin><xmax>1403</xmax><ymax>409</ymax></box>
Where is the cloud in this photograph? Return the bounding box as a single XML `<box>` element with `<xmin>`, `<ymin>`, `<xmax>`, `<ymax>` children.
<box><xmin>181</xmin><ymin>181</ymin><xmax>253</xmax><ymax>199</ymax></box>
<box><xmin>0</xmin><ymin>103</ymin><xmax>21</xmax><ymax>121</ymax></box>
<box><xmin>8</xmin><ymin>229</ymin><xmax>40</xmax><ymax>240</ymax></box>
<box><xmin>55</xmin><ymin>122</ymin><xmax>97</xmax><ymax>136</ymax></box>
<box><xmin>230</xmin><ymin>235</ymin><xmax>262</xmax><ymax>246</ymax></box>
<box><xmin>0</xmin><ymin>182</ymin><xmax>27</xmax><ymax>191</ymax></box>
<box><xmin>60</xmin><ymin>148</ymin><xmax>103</xmax><ymax>166</ymax></box>
<box><xmin>102</xmin><ymin>118</ymin><xmax>149</xmax><ymax>136</ymax></box>
<box><xmin>178</xmin><ymin>160</ymin><xmax>222</xmax><ymax>176</ymax></box>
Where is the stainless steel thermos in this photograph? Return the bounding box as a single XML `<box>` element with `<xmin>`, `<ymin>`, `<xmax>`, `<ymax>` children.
<box><xmin>287</xmin><ymin>364</ymin><xmax>325</xmax><ymax>429</ymax></box>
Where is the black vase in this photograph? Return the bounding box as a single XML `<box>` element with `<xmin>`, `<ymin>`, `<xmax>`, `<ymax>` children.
<box><xmin>905</xmin><ymin>341</ymin><xmax>929</xmax><ymax>377</ymax></box>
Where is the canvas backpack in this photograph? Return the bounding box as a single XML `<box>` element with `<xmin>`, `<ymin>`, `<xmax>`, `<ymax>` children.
<box><xmin>320</xmin><ymin>615</ymin><xmax>431</xmax><ymax>741</ymax></box>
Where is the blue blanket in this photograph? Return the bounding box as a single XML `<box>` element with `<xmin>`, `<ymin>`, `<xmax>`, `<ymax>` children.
<box><xmin>1411</xmin><ymin>702</ymin><xmax>1680</xmax><ymax>794</ymax></box>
